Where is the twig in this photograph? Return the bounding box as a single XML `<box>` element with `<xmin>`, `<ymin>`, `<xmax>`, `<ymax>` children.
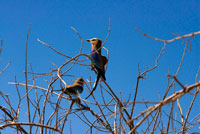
<box><xmin>0</xmin><ymin>61</ymin><xmax>11</xmax><ymax>75</ymax></box>
<box><xmin>102</xmin><ymin>18</ymin><xmax>111</xmax><ymax>47</ymax></box>
<box><xmin>130</xmin><ymin>75</ymin><xmax>140</xmax><ymax>117</ymax></box>
<box><xmin>177</xmin><ymin>99</ymin><xmax>184</xmax><ymax>124</ymax></box>
<box><xmin>0</xmin><ymin>39</ymin><xmax>3</xmax><ymax>54</ymax></box>
<box><xmin>24</xmin><ymin>24</ymin><xmax>32</xmax><ymax>133</ymax></box>
<box><xmin>168</xmin><ymin>75</ymin><xmax>186</xmax><ymax>90</ymax></box>
<box><xmin>61</xmin><ymin>99</ymin><xmax>75</xmax><ymax>131</ymax></box>
<box><xmin>0</xmin><ymin>122</ymin><xmax>62</xmax><ymax>133</ymax></box>
<box><xmin>70</xmin><ymin>26</ymin><xmax>84</xmax><ymax>55</ymax></box>
<box><xmin>37</xmin><ymin>38</ymin><xmax>72</xmax><ymax>59</ymax></box>
<box><xmin>136</xmin><ymin>28</ymin><xmax>200</xmax><ymax>44</ymax></box>
<box><xmin>189</xmin><ymin>34</ymin><xmax>194</xmax><ymax>51</ymax></box>
<box><xmin>114</xmin><ymin>102</ymin><xmax>118</xmax><ymax>134</ymax></box>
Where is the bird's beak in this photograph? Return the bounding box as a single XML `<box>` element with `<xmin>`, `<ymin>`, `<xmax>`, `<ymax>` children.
<box><xmin>86</xmin><ymin>39</ymin><xmax>91</xmax><ymax>42</ymax></box>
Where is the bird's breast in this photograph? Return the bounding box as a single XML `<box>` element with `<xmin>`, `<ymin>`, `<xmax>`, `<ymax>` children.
<box><xmin>90</xmin><ymin>50</ymin><xmax>99</xmax><ymax>64</ymax></box>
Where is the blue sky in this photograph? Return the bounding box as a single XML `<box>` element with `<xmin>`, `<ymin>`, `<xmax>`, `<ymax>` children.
<box><xmin>0</xmin><ymin>0</ymin><xmax>200</xmax><ymax>133</ymax></box>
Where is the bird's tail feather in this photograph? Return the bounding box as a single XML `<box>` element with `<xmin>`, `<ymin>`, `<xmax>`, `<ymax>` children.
<box><xmin>53</xmin><ymin>89</ymin><xmax>63</xmax><ymax>91</ymax></box>
<box><xmin>93</xmin><ymin>74</ymin><xmax>100</xmax><ymax>90</ymax></box>
<box><xmin>85</xmin><ymin>74</ymin><xmax>100</xmax><ymax>99</ymax></box>
<box><xmin>95</xmin><ymin>67</ymin><xmax>106</xmax><ymax>81</ymax></box>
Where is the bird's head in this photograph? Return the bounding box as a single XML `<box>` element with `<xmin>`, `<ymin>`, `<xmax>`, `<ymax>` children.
<box><xmin>87</xmin><ymin>38</ymin><xmax>102</xmax><ymax>50</ymax></box>
<box><xmin>75</xmin><ymin>78</ymin><xmax>85</xmax><ymax>86</ymax></box>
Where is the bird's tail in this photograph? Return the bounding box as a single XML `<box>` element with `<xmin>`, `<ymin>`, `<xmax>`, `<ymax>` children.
<box><xmin>85</xmin><ymin>74</ymin><xmax>100</xmax><ymax>99</ymax></box>
<box><xmin>53</xmin><ymin>88</ymin><xmax>66</xmax><ymax>92</ymax></box>
<box><xmin>53</xmin><ymin>89</ymin><xmax>63</xmax><ymax>91</ymax></box>
<box><xmin>95</xmin><ymin>67</ymin><xmax>106</xmax><ymax>81</ymax></box>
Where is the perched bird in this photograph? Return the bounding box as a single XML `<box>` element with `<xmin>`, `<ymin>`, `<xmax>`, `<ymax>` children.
<box><xmin>85</xmin><ymin>38</ymin><xmax>108</xmax><ymax>99</ymax></box>
<box><xmin>55</xmin><ymin>78</ymin><xmax>84</xmax><ymax>96</ymax></box>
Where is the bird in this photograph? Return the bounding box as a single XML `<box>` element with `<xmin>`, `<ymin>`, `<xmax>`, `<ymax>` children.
<box><xmin>85</xmin><ymin>38</ymin><xmax>108</xmax><ymax>99</ymax></box>
<box><xmin>55</xmin><ymin>78</ymin><xmax>84</xmax><ymax>96</ymax></box>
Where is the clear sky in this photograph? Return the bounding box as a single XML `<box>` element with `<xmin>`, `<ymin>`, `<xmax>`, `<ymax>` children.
<box><xmin>0</xmin><ymin>0</ymin><xmax>200</xmax><ymax>133</ymax></box>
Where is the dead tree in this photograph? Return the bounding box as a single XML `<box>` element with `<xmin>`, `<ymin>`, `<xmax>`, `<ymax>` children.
<box><xmin>0</xmin><ymin>23</ymin><xmax>200</xmax><ymax>134</ymax></box>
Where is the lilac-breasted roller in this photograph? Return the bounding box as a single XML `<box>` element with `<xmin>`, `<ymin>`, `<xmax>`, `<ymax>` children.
<box><xmin>85</xmin><ymin>38</ymin><xmax>108</xmax><ymax>99</ymax></box>
<box><xmin>56</xmin><ymin>78</ymin><xmax>84</xmax><ymax>95</ymax></box>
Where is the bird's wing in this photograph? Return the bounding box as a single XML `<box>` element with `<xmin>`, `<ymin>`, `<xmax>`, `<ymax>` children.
<box><xmin>66</xmin><ymin>85</ymin><xmax>83</xmax><ymax>94</ymax></box>
<box><xmin>96</xmin><ymin>55</ymin><xmax>107</xmax><ymax>69</ymax></box>
<box><xmin>76</xmin><ymin>86</ymin><xmax>84</xmax><ymax>93</ymax></box>
<box><xmin>102</xmin><ymin>56</ymin><xmax>108</xmax><ymax>66</ymax></box>
<box><xmin>65</xmin><ymin>87</ymin><xmax>77</xmax><ymax>95</ymax></box>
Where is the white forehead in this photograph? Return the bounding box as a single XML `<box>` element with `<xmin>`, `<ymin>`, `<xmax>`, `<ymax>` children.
<box><xmin>89</xmin><ymin>38</ymin><xmax>102</xmax><ymax>41</ymax></box>
<box><xmin>90</xmin><ymin>38</ymin><xmax>97</xmax><ymax>40</ymax></box>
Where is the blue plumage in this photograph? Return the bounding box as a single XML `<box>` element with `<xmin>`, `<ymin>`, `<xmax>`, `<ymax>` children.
<box><xmin>86</xmin><ymin>38</ymin><xmax>108</xmax><ymax>99</ymax></box>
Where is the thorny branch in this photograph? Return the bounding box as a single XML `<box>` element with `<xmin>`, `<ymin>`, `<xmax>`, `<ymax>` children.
<box><xmin>127</xmin><ymin>29</ymin><xmax>200</xmax><ymax>133</ymax></box>
<box><xmin>129</xmin><ymin>81</ymin><xmax>200</xmax><ymax>133</ymax></box>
